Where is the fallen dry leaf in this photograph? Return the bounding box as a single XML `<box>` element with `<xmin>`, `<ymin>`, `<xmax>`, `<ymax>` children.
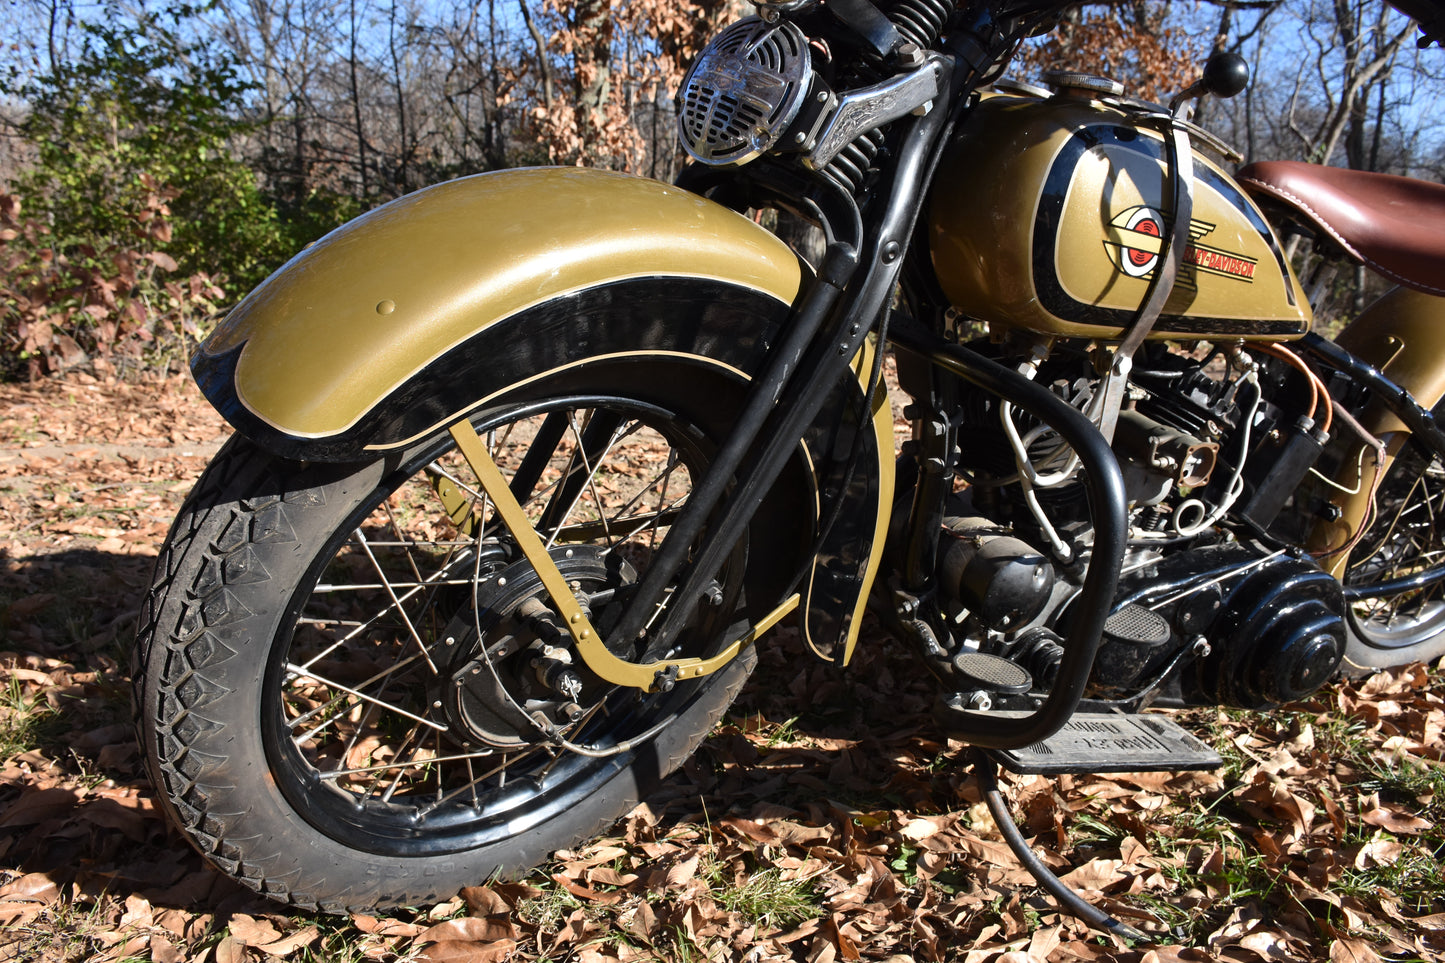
<box><xmin>0</xmin><ymin>871</ymin><xmax>59</xmax><ymax>923</ymax></box>
<box><xmin>351</xmin><ymin>914</ymin><xmax>421</xmax><ymax>937</ymax></box>
<box><xmin>213</xmin><ymin>935</ymin><xmax>253</xmax><ymax>963</ymax></box>
<box><xmin>418</xmin><ymin>917</ymin><xmax>518</xmax><ymax>944</ymax></box>
<box><xmin>0</xmin><ymin>372</ymin><xmax>1442</xmax><ymax>963</ymax></box>
<box><xmin>418</xmin><ymin>941</ymin><xmax>517</xmax><ymax>963</ymax></box>
<box><xmin>1361</xmin><ymin>806</ymin><xmax>1433</xmax><ymax>834</ymax></box>
<box><xmin>0</xmin><ymin>786</ymin><xmax>81</xmax><ymax>827</ymax></box>
<box><xmin>149</xmin><ymin>934</ymin><xmax>184</xmax><ymax>963</ymax></box>
<box><xmin>1330</xmin><ymin>938</ymin><xmax>1384</xmax><ymax>963</ymax></box>
<box><xmin>256</xmin><ymin>925</ymin><xmax>320</xmax><ymax>957</ymax></box>
<box><xmin>227</xmin><ymin>913</ymin><xmax>282</xmax><ymax>947</ymax></box>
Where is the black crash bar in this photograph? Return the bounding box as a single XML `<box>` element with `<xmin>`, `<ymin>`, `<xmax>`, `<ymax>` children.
<box><xmin>890</xmin><ymin>324</ymin><xmax>1129</xmax><ymax>749</ymax></box>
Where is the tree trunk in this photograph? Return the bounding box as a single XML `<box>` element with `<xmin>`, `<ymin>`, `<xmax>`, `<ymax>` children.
<box><xmin>348</xmin><ymin>0</ymin><xmax>369</xmax><ymax>197</ymax></box>
<box><xmin>571</xmin><ymin>0</ymin><xmax>614</xmax><ymax>161</ymax></box>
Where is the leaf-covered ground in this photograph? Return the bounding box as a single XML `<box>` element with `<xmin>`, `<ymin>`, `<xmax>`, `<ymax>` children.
<box><xmin>1</xmin><ymin>374</ymin><xmax>1442</xmax><ymax>963</ymax></box>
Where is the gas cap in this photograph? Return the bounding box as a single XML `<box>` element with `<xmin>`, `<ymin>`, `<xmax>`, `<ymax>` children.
<box><xmin>1041</xmin><ymin>70</ymin><xmax>1125</xmax><ymax>99</ymax></box>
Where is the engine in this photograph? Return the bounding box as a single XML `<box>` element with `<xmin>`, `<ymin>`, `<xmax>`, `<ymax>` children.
<box><xmin>928</xmin><ymin>340</ymin><xmax>1345</xmax><ymax>710</ymax></box>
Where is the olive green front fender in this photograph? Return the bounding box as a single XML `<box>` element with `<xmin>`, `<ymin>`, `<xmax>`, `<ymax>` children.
<box><xmin>192</xmin><ymin>166</ymin><xmax>891</xmax><ymax>664</ymax></box>
<box><xmin>195</xmin><ymin>167</ymin><xmax>802</xmax><ymax>458</ymax></box>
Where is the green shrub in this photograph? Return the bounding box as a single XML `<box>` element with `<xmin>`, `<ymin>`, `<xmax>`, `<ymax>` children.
<box><xmin>5</xmin><ymin>5</ymin><xmax>292</xmax><ymax>284</ymax></box>
<box><xmin>0</xmin><ymin>3</ymin><xmax>294</xmax><ymax>378</ymax></box>
<box><xmin>0</xmin><ymin>188</ymin><xmax>225</xmax><ymax>379</ymax></box>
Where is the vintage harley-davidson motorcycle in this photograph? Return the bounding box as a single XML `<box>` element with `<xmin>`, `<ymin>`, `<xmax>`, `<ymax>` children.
<box><xmin>134</xmin><ymin>0</ymin><xmax>1445</xmax><ymax>919</ymax></box>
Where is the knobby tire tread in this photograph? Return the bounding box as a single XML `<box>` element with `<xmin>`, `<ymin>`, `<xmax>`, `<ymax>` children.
<box><xmin>135</xmin><ymin>435</ymin><xmax>756</xmax><ymax>912</ymax></box>
<box><xmin>135</xmin><ymin>441</ymin><xmax>320</xmax><ymax>906</ymax></box>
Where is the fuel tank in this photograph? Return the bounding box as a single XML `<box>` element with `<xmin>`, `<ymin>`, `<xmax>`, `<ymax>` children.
<box><xmin>928</xmin><ymin>84</ymin><xmax>1311</xmax><ymax>341</ymax></box>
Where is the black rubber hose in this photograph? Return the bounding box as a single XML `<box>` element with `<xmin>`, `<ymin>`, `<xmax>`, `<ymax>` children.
<box><xmin>973</xmin><ymin>749</ymin><xmax>1153</xmax><ymax>945</ymax></box>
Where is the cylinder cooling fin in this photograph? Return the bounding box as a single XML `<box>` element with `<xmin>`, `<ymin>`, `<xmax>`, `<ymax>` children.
<box><xmin>677</xmin><ymin>18</ymin><xmax>814</xmax><ymax>166</ymax></box>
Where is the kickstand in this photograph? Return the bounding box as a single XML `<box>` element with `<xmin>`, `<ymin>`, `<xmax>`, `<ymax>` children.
<box><xmin>972</xmin><ymin>749</ymin><xmax>1153</xmax><ymax>945</ymax></box>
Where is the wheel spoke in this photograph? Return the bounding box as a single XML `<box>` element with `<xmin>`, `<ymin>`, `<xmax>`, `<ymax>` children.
<box><xmin>650</xmin><ymin>451</ymin><xmax>679</xmax><ymax>551</ymax></box>
<box><xmin>413</xmin><ymin>749</ymin><xmax>531</xmax><ymax>815</ymax></box>
<box><xmin>332</xmin><ymin>699</ymin><xmax>384</xmax><ymax>779</ymax></box>
<box><xmin>261</xmin><ymin>389</ymin><xmax>743</xmax><ymax>852</ymax></box>
<box><xmin>1347</xmin><ymin>445</ymin><xmax>1445</xmax><ymax>647</ymax></box>
<box><xmin>379</xmin><ymin>730</ymin><xmax>423</xmax><ymax>803</ymax></box>
<box><xmin>312</xmin><ymin>578</ymin><xmax>480</xmax><ymax>592</ymax></box>
<box><xmin>544</xmin><ymin>412</ymin><xmax>633</xmax><ymax>549</ymax></box>
<box><xmin>382</xmin><ymin>499</ymin><xmax>426</xmax><ymax>586</ymax></box>
<box><xmin>299</xmin><ymin>547</ymin><xmax>476</xmax><ymax>671</ymax></box>
<box><xmin>353</xmin><ymin>527</ymin><xmax>441</xmax><ymax>674</ymax></box>
<box><xmin>286</xmin><ymin>662</ymin><xmax>448</xmax><ymax>733</ymax></box>
<box><xmin>586</xmin><ymin>448</ymin><xmax>687</xmax><ymax>545</ymax></box>
<box><xmin>288</xmin><ymin>649</ymin><xmax>429</xmax><ymax>739</ymax></box>
<box><xmin>608</xmin><ymin>492</ymin><xmax>690</xmax><ymax>554</ymax></box>
<box><xmin>508</xmin><ymin>411</ymin><xmax>571</xmax><ymax>510</ymax></box>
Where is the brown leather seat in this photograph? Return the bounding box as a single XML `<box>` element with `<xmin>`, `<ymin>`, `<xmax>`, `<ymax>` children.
<box><xmin>1236</xmin><ymin>160</ymin><xmax>1445</xmax><ymax>297</ymax></box>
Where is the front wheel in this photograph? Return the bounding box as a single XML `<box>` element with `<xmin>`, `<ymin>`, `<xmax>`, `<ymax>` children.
<box><xmin>135</xmin><ymin>360</ymin><xmax>767</xmax><ymax>911</ymax></box>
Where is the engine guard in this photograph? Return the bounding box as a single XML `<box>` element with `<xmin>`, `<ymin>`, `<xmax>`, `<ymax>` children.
<box><xmin>191</xmin><ymin>166</ymin><xmax>892</xmax><ymax>665</ymax></box>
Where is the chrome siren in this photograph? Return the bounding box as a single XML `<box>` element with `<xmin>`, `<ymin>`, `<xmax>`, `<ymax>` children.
<box><xmin>677</xmin><ymin>17</ymin><xmax>813</xmax><ymax>166</ymax></box>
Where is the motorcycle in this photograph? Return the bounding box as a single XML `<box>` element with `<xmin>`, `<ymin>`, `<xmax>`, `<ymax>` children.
<box><xmin>133</xmin><ymin>0</ymin><xmax>1445</xmax><ymax>922</ymax></box>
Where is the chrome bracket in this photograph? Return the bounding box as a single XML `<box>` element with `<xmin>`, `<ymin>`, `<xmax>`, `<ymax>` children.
<box><xmin>805</xmin><ymin>59</ymin><xmax>942</xmax><ymax>169</ymax></box>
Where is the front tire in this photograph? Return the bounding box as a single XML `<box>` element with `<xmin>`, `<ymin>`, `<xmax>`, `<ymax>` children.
<box><xmin>135</xmin><ymin>360</ymin><xmax>765</xmax><ymax>911</ymax></box>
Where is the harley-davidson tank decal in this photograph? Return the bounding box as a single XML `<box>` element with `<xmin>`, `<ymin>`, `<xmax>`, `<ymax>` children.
<box><xmin>1104</xmin><ymin>206</ymin><xmax>1258</xmax><ymax>285</ymax></box>
<box><xmin>929</xmin><ymin>95</ymin><xmax>1312</xmax><ymax>341</ymax></box>
<box><xmin>1036</xmin><ymin>126</ymin><xmax>1301</xmax><ymax>337</ymax></box>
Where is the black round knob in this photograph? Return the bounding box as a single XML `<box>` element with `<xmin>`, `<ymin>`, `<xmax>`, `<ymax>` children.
<box><xmin>1203</xmin><ymin>52</ymin><xmax>1249</xmax><ymax>98</ymax></box>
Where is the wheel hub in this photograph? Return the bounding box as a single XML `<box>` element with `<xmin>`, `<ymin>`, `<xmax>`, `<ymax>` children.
<box><xmin>440</xmin><ymin>546</ymin><xmax>632</xmax><ymax>750</ymax></box>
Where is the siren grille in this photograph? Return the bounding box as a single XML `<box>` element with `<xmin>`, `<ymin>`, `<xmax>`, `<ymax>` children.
<box><xmin>677</xmin><ymin>18</ymin><xmax>812</xmax><ymax>166</ymax></box>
